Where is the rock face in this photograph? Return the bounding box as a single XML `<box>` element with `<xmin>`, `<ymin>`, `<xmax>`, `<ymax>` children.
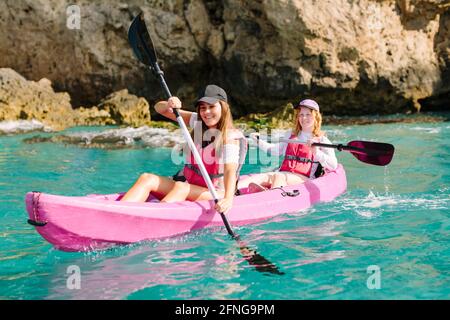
<box><xmin>0</xmin><ymin>68</ymin><xmax>73</xmax><ymax>130</ymax></box>
<box><xmin>96</xmin><ymin>89</ymin><xmax>151</xmax><ymax>127</ymax></box>
<box><xmin>0</xmin><ymin>68</ymin><xmax>151</xmax><ymax>130</ymax></box>
<box><xmin>0</xmin><ymin>0</ymin><xmax>448</xmax><ymax>116</ymax></box>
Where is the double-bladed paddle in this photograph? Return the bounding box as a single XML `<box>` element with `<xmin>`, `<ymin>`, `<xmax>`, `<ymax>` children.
<box><xmin>279</xmin><ymin>139</ymin><xmax>395</xmax><ymax>166</ymax></box>
<box><xmin>128</xmin><ymin>12</ymin><xmax>283</xmax><ymax>275</ymax></box>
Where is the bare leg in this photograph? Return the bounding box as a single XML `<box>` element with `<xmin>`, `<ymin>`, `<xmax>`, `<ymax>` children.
<box><xmin>161</xmin><ymin>181</ymin><xmax>190</xmax><ymax>202</ymax></box>
<box><xmin>162</xmin><ymin>181</ymin><xmax>224</xmax><ymax>202</ymax></box>
<box><xmin>237</xmin><ymin>173</ymin><xmax>273</xmax><ymax>189</ymax></box>
<box><xmin>120</xmin><ymin>173</ymin><xmax>176</xmax><ymax>202</ymax></box>
<box><xmin>271</xmin><ymin>172</ymin><xmax>308</xmax><ymax>188</ymax></box>
<box><xmin>270</xmin><ymin>173</ymin><xmax>286</xmax><ymax>188</ymax></box>
<box><xmin>248</xmin><ymin>182</ymin><xmax>267</xmax><ymax>193</ymax></box>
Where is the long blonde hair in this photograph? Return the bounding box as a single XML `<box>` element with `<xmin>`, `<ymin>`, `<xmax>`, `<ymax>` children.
<box><xmin>191</xmin><ymin>100</ymin><xmax>234</xmax><ymax>150</ymax></box>
<box><xmin>293</xmin><ymin>108</ymin><xmax>324</xmax><ymax>137</ymax></box>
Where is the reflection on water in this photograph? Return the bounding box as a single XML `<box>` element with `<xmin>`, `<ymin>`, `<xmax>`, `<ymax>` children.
<box><xmin>46</xmin><ymin>242</ymin><xmax>208</xmax><ymax>300</ymax></box>
<box><xmin>41</xmin><ymin>217</ymin><xmax>349</xmax><ymax>300</ymax></box>
<box><xmin>0</xmin><ymin>120</ymin><xmax>449</xmax><ymax>299</ymax></box>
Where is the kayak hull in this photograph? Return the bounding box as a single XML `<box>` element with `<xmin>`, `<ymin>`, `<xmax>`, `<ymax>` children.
<box><xmin>25</xmin><ymin>165</ymin><xmax>347</xmax><ymax>252</ymax></box>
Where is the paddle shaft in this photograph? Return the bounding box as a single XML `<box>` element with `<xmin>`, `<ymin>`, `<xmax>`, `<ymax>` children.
<box><xmin>127</xmin><ymin>12</ymin><xmax>284</xmax><ymax>274</ymax></box>
<box><xmin>279</xmin><ymin>138</ymin><xmax>386</xmax><ymax>156</ymax></box>
<box><xmin>128</xmin><ymin>14</ymin><xmax>227</xmax><ymax>215</ymax></box>
<box><xmin>313</xmin><ymin>142</ymin><xmax>369</xmax><ymax>155</ymax></box>
<box><xmin>150</xmin><ymin>63</ymin><xmax>238</xmax><ymax>239</ymax></box>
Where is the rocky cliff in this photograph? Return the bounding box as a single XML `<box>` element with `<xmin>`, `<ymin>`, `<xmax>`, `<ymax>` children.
<box><xmin>0</xmin><ymin>0</ymin><xmax>449</xmax><ymax>117</ymax></box>
<box><xmin>0</xmin><ymin>68</ymin><xmax>151</xmax><ymax>129</ymax></box>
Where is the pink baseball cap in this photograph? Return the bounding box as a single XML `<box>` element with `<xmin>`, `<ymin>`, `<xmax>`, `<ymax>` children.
<box><xmin>295</xmin><ymin>99</ymin><xmax>320</xmax><ymax>112</ymax></box>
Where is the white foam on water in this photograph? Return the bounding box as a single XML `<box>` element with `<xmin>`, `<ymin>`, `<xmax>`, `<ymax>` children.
<box><xmin>65</xmin><ymin>126</ymin><xmax>185</xmax><ymax>148</ymax></box>
<box><xmin>355</xmin><ymin>210</ymin><xmax>380</xmax><ymax>218</ymax></box>
<box><xmin>324</xmin><ymin>128</ymin><xmax>350</xmax><ymax>140</ymax></box>
<box><xmin>338</xmin><ymin>191</ymin><xmax>450</xmax><ymax>218</ymax></box>
<box><xmin>140</xmin><ymin>128</ymin><xmax>185</xmax><ymax>147</ymax></box>
<box><xmin>286</xmin><ymin>250</ymin><xmax>346</xmax><ymax>268</ymax></box>
<box><xmin>0</xmin><ymin>120</ymin><xmax>51</xmax><ymax>134</ymax></box>
<box><xmin>409</xmin><ymin>126</ymin><xmax>441</xmax><ymax>134</ymax></box>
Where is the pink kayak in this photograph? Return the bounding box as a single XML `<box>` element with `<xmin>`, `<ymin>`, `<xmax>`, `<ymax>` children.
<box><xmin>25</xmin><ymin>165</ymin><xmax>347</xmax><ymax>252</ymax></box>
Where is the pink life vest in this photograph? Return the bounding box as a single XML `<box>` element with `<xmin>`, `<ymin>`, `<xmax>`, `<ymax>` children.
<box><xmin>183</xmin><ymin>131</ymin><xmax>247</xmax><ymax>188</ymax></box>
<box><xmin>279</xmin><ymin>134</ymin><xmax>316</xmax><ymax>177</ymax></box>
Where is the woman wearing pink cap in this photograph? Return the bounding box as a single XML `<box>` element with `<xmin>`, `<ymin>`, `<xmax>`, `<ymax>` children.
<box><xmin>241</xmin><ymin>99</ymin><xmax>338</xmax><ymax>192</ymax></box>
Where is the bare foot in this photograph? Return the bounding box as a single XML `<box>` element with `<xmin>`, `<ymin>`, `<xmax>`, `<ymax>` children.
<box><xmin>248</xmin><ymin>182</ymin><xmax>268</xmax><ymax>193</ymax></box>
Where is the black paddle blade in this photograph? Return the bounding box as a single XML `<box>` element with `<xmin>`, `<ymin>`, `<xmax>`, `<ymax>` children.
<box><xmin>347</xmin><ymin>141</ymin><xmax>395</xmax><ymax>166</ymax></box>
<box><xmin>239</xmin><ymin>244</ymin><xmax>285</xmax><ymax>275</ymax></box>
<box><xmin>128</xmin><ymin>12</ymin><xmax>158</xmax><ymax>67</ymax></box>
<box><xmin>127</xmin><ymin>12</ymin><xmax>281</xmax><ymax>276</ymax></box>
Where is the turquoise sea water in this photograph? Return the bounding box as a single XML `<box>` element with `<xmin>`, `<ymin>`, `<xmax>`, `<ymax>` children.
<box><xmin>0</xmin><ymin>120</ymin><xmax>449</xmax><ymax>300</ymax></box>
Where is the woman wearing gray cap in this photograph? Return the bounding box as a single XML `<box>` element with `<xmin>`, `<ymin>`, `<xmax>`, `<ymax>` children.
<box><xmin>120</xmin><ymin>85</ymin><xmax>247</xmax><ymax>214</ymax></box>
<box><xmin>241</xmin><ymin>99</ymin><xmax>338</xmax><ymax>192</ymax></box>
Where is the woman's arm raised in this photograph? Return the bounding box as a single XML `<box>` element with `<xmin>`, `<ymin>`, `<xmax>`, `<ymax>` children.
<box><xmin>155</xmin><ymin>97</ymin><xmax>193</xmax><ymax>124</ymax></box>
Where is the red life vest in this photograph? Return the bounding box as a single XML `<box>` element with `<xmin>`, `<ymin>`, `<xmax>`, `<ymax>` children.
<box><xmin>183</xmin><ymin>141</ymin><xmax>222</xmax><ymax>188</ymax></box>
<box><xmin>183</xmin><ymin>131</ymin><xmax>247</xmax><ymax>188</ymax></box>
<box><xmin>279</xmin><ymin>134</ymin><xmax>316</xmax><ymax>177</ymax></box>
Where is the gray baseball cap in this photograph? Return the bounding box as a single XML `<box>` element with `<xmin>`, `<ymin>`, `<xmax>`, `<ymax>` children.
<box><xmin>196</xmin><ymin>84</ymin><xmax>228</xmax><ymax>105</ymax></box>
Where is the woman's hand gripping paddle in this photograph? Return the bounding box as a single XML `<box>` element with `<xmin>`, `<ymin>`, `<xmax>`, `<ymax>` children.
<box><xmin>128</xmin><ymin>12</ymin><xmax>284</xmax><ymax>275</ymax></box>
